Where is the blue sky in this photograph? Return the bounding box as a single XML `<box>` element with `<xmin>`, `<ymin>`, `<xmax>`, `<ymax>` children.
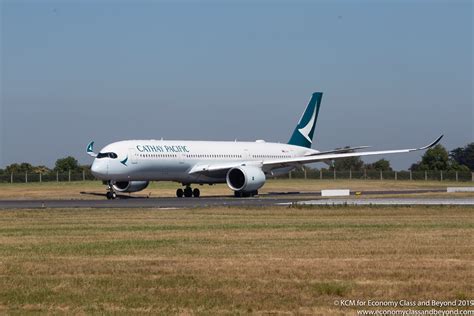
<box><xmin>1</xmin><ymin>0</ymin><xmax>472</xmax><ymax>169</ymax></box>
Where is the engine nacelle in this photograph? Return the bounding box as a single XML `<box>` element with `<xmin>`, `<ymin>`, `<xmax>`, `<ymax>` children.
<box><xmin>226</xmin><ymin>166</ymin><xmax>266</xmax><ymax>193</ymax></box>
<box><xmin>113</xmin><ymin>181</ymin><xmax>149</xmax><ymax>193</ymax></box>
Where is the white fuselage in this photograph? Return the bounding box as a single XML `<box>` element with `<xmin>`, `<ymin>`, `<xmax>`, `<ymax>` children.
<box><xmin>87</xmin><ymin>91</ymin><xmax>441</xmax><ymax>198</ymax></box>
<box><xmin>91</xmin><ymin>140</ymin><xmax>317</xmax><ymax>184</ymax></box>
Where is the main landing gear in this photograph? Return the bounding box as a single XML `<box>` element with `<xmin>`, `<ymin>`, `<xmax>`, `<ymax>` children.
<box><xmin>176</xmin><ymin>185</ymin><xmax>200</xmax><ymax>198</ymax></box>
<box><xmin>106</xmin><ymin>181</ymin><xmax>117</xmax><ymax>200</ymax></box>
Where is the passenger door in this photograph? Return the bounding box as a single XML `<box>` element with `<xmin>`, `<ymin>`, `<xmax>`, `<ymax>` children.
<box><xmin>129</xmin><ymin>148</ymin><xmax>138</xmax><ymax>164</ymax></box>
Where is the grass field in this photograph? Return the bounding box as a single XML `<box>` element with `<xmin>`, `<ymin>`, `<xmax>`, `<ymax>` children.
<box><xmin>0</xmin><ymin>206</ymin><xmax>472</xmax><ymax>314</ymax></box>
<box><xmin>0</xmin><ymin>179</ymin><xmax>473</xmax><ymax>200</ymax></box>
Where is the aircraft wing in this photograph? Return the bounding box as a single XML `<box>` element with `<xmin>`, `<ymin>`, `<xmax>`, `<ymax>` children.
<box><xmin>188</xmin><ymin>135</ymin><xmax>443</xmax><ymax>175</ymax></box>
<box><xmin>189</xmin><ymin>161</ymin><xmax>263</xmax><ymax>175</ymax></box>
<box><xmin>305</xmin><ymin>145</ymin><xmax>371</xmax><ymax>156</ymax></box>
<box><xmin>261</xmin><ymin>135</ymin><xmax>443</xmax><ymax>170</ymax></box>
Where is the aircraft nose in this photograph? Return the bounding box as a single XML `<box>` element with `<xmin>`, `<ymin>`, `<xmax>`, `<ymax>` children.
<box><xmin>91</xmin><ymin>160</ymin><xmax>108</xmax><ymax>178</ymax></box>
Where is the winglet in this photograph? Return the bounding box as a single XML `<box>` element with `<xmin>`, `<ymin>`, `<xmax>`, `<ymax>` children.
<box><xmin>87</xmin><ymin>141</ymin><xmax>97</xmax><ymax>158</ymax></box>
<box><xmin>417</xmin><ymin>134</ymin><xmax>444</xmax><ymax>151</ymax></box>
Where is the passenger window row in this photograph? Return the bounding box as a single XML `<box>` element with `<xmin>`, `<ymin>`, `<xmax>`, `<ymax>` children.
<box><xmin>186</xmin><ymin>154</ymin><xmax>242</xmax><ymax>158</ymax></box>
<box><xmin>101</xmin><ymin>153</ymin><xmax>290</xmax><ymax>160</ymax></box>
<box><xmin>140</xmin><ymin>154</ymin><xmax>177</xmax><ymax>158</ymax></box>
<box><xmin>252</xmin><ymin>155</ymin><xmax>290</xmax><ymax>159</ymax></box>
<box><xmin>136</xmin><ymin>153</ymin><xmax>290</xmax><ymax>159</ymax></box>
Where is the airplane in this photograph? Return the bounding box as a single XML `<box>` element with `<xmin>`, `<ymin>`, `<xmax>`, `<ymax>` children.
<box><xmin>87</xmin><ymin>92</ymin><xmax>443</xmax><ymax>199</ymax></box>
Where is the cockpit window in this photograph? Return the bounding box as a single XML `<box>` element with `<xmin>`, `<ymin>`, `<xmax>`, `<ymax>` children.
<box><xmin>97</xmin><ymin>152</ymin><xmax>118</xmax><ymax>159</ymax></box>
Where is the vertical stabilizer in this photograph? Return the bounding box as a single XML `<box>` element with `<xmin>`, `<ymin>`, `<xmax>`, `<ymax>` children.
<box><xmin>288</xmin><ymin>92</ymin><xmax>323</xmax><ymax>148</ymax></box>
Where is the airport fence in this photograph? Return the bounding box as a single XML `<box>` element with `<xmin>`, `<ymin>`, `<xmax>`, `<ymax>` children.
<box><xmin>0</xmin><ymin>169</ymin><xmax>472</xmax><ymax>183</ymax></box>
<box><xmin>0</xmin><ymin>170</ymin><xmax>96</xmax><ymax>183</ymax></box>
<box><xmin>279</xmin><ymin>169</ymin><xmax>474</xmax><ymax>182</ymax></box>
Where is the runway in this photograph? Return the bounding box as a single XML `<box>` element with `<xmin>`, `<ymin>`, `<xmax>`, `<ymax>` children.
<box><xmin>0</xmin><ymin>196</ymin><xmax>295</xmax><ymax>209</ymax></box>
<box><xmin>288</xmin><ymin>198</ymin><xmax>474</xmax><ymax>206</ymax></box>
<box><xmin>0</xmin><ymin>190</ymin><xmax>472</xmax><ymax>209</ymax></box>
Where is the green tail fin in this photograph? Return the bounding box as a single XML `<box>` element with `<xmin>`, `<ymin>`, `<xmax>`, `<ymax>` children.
<box><xmin>288</xmin><ymin>92</ymin><xmax>323</xmax><ymax>148</ymax></box>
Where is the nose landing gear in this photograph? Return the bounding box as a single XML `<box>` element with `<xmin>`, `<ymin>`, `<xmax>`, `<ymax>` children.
<box><xmin>176</xmin><ymin>185</ymin><xmax>200</xmax><ymax>198</ymax></box>
<box><xmin>106</xmin><ymin>191</ymin><xmax>117</xmax><ymax>200</ymax></box>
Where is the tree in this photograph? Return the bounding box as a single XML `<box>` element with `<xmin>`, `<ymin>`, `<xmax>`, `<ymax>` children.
<box><xmin>365</xmin><ymin>159</ymin><xmax>392</xmax><ymax>171</ymax></box>
<box><xmin>33</xmin><ymin>165</ymin><xmax>51</xmax><ymax>174</ymax></box>
<box><xmin>450</xmin><ymin>143</ymin><xmax>474</xmax><ymax>171</ymax></box>
<box><xmin>410</xmin><ymin>144</ymin><xmax>468</xmax><ymax>171</ymax></box>
<box><xmin>80</xmin><ymin>164</ymin><xmax>92</xmax><ymax>171</ymax></box>
<box><xmin>4</xmin><ymin>164</ymin><xmax>18</xmax><ymax>173</ymax></box>
<box><xmin>331</xmin><ymin>156</ymin><xmax>364</xmax><ymax>171</ymax></box>
<box><xmin>449</xmin><ymin>161</ymin><xmax>470</xmax><ymax>172</ymax></box>
<box><xmin>5</xmin><ymin>163</ymin><xmax>34</xmax><ymax>173</ymax></box>
<box><xmin>54</xmin><ymin>156</ymin><xmax>80</xmax><ymax>172</ymax></box>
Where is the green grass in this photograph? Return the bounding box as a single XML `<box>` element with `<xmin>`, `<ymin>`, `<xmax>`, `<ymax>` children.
<box><xmin>0</xmin><ymin>206</ymin><xmax>472</xmax><ymax>314</ymax></box>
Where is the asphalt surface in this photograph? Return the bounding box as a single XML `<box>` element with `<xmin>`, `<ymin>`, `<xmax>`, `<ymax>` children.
<box><xmin>269</xmin><ymin>189</ymin><xmax>447</xmax><ymax>196</ymax></box>
<box><xmin>0</xmin><ymin>189</ymin><xmax>472</xmax><ymax>209</ymax></box>
<box><xmin>0</xmin><ymin>196</ymin><xmax>291</xmax><ymax>209</ymax></box>
<box><xmin>291</xmin><ymin>198</ymin><xmax>474</xmax><ymax>206</ymax></box>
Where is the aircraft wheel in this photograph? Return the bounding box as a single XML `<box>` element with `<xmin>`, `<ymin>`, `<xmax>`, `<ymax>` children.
<box><xmin>193</xmin><ymin>188</ymin><xmax>200</xmax><ymax>198</ymax></box>
<box><xmin>184</xmin><ymin>187</ymin><xmax>193</xmax><ymax>198</ymax></box>
<box><xmin>176</xmin><ymin>188</ymin><xmax>184</xmax><ymax>198</ymax></box>
<box><xmin>106</xmin><ymin>192</ymin><xmax>116</xmax><ymax>200</ymax></box>
<box><xmin>234</xmin><ymin>191</ymin><xmax>242</xmax><ymax>198</ymax></box>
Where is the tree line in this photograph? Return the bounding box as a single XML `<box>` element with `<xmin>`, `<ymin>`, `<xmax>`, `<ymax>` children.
<box><xmin>329</xmin><ymin>143</ymin><xmax>473</xmax><ymax>172</ymax></box>
<box><xmin>0</xmin><ymin>143</ymin><xmax>472</xmax><ymax>175</ymax></box>
<box><xmin>0</xmin><ymin>156</ymin><xmax>87</xmax><ymax>174</ymax></box>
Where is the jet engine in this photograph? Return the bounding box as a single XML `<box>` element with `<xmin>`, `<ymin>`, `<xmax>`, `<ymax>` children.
<box><xmin>113</xmin><ymin>181</ymin><xmax>149</xmax><ymax>193</ymax></box>
<box><xmin>226</xmin><ymin>166</ymin><xmax>266</xmax><ymax>193</ymax></box>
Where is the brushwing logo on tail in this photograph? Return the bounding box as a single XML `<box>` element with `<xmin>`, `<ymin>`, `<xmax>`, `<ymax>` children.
<box><xmin>287</xmin><ymin>92</ymin><xmax>322</xmax><ymax>149</ymax></box>
<box><xmin>297</xmin><ymin>106</ymin><xmax>317</xmax><ymax>144</ymax></box>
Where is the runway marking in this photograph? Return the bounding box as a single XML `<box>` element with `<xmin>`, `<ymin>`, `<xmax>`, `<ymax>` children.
<box><xmin>284</xmin><ymin>198</ymin><xmax>474</xmax><ymax>206</ymax></box>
